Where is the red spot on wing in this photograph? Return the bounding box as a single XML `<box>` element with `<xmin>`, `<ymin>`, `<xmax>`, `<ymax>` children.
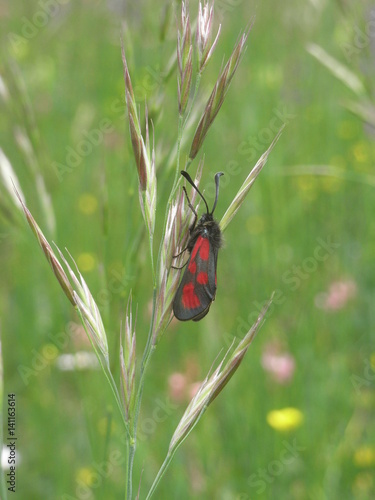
<box><xmin>188</xmin><ymin>260</ymin><xmax>197</xmax><ymax>274</ymax></box>
<box><xmin>182</xmin><ymin>283</ymin><xmax>201</xmax><ymax>309</ymax></box>
<box><xmin>197</xmin><ymin>272</ymin><xmax>208</xmax><ymax>285</ymax></box>
<box><xmin>199</xmin><ymin>238</ymin><xmax>210</xmax><ymax>260</ymax></box>
<box><xmin>191</xmin><ymin>236</ymin><xmax>203</xmax><ymax>261</ymax></box>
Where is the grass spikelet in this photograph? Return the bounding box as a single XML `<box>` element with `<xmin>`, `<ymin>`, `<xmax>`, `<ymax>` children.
<box><xmin>220</xmin><ymin>126</ymin><xmax>284</xmax><ymax>233</ymax></box>
<box><xmin>120</xmin><ymin>293</ymin><xmax>137</xmax><ymax>422</ymax></box>
<box><xmin>189</xmin><ymin>23</ymin><xmax>252</xmax><ymax>159</ymax></box>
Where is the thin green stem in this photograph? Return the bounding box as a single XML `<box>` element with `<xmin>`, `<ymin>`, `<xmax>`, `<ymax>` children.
<box><xmin>124</xmin><ymin>438</ymin><xmax>130</xmax><ymax>500</ymax></box>
<box><xmin>145</xmin><ymin>451</ymin><xmax>175</xmax><ymax>500</ymax></box>
<box><xmin>132</xmin><ymin>287</ymin><xmax>157</xmax><ymax>422</ymax></box>
<box><xmin>76</xmin><ymin>307</ymin><xmax>132</xmax><ymax>498</ymax></box>
<box><xmin>146</xmin><ymin>405</ymin><xmax>208</xmax><ymax>499</ymax></box>
<box><xmin>107</xmin><ymin>371</ymin><xmax>130</xmax><ymax>433</ymax></box>
<box><xmin>101</xmin><ymin>409</ymin><xmax>113</xmax><ymax>498</ymax></box>
<box><xmin>126</xmin><ymin>290</ymin><xmax>157</xmax><ymax>499</ymax></box>
<box><xmin>126</xmin><ymin>437</ymin><xmax>136</xmax><ymax>500</ymax></box>
<box><xmin>75</xmin><ymin>307</ymin><xmax>129</xmax><ymax>435</ymax></box>
<box><xmin>126</xmin><ymin>225</ymin><xmax>157</xmax><ymax>499</ymax></box>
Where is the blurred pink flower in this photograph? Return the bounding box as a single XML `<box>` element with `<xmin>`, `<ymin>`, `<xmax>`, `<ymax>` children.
<box><xmin>168</xmin><ymin>372</ymin><xmax>188</xmax><ymax>402</ymax></box>
<box><xmin>168</xmin><ymin>357</ymin><xmax>201</xmax><ymax>402</ymax></box>
<box><xmin>261</xmin><ymin>342</ymin><xmax>295</xmax><ymax>384</ymax></box>
<box><xmin>315</xmin><ymin>279</ymin><xmax>357</xmax><ymax>311</ymax></box>
<box><xmin>70</xmin><ymin>322</ymin><xmax>92</xmax><ymax>348</ymax></box>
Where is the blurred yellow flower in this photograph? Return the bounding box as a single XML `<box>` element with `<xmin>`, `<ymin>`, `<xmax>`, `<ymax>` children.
<box><xmin>353</xmin><ymin>446</ymin><xmax>375</xmax><ymax>467</ymax></box>
<box><xmin>78</xmin><ymin>193</ymin><xmax>98</xmax><ymax>215</ymax></box>
<box><xmin>77</xmin><ymin>253</ymin><xmax>96</xmax><ymax>272</ymax></box>
<box><xmin>351</xmin><ymin>141</ymin><xmax>370</xmax><ymax>164</ymax></box>
<box><xmin>267</xmin><ymin>407</ymin><xmax>304</xmax><ymax>432</ymax></box>
<box><xmin>76</xmin><ymin>467</ymin><xmax>95</xmax><ymax>486</ymax></box>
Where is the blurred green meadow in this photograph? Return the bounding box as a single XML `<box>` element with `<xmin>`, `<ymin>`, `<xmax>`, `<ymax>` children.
<box><xmin>1</xmin><ymin>0</ymin><xmax>375</xmax><ymax>498</ymax></box>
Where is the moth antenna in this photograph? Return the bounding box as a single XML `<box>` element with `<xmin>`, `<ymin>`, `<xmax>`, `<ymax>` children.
<box><xmin>210</xmin><ymin>172</ymin><xmax>224</xmax><ymax>215</ymax></box>
<box><xmin>181</xmin><ymin>171</ymin><xmax>210</xmax><ymax>214</ymax></box>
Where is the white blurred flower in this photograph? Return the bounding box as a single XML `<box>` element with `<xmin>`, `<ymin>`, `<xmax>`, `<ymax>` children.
<box><xmin>55</xmin><ymin>351</ymin><xmax>99</xmax><ymax>371</ymax></box>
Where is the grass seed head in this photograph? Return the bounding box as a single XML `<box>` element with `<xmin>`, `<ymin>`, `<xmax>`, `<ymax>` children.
<box><xmin>189</xmin><ymin>25</ymin><xmax>252</xmax><ymax>159</ymax></box>
<box><xmin>197</xmin><ymin>1</ymin><xmax>221</xmax><ymax>72</ymax></box>
<box><xmin>153</xmin><ymin>163</ymin><xmax>203</xmax><ymax>344</ymax></box>
<box><xmin>178</xmin><ymin>1</ymin><xmax>193</xmax><ymax>115</ymax></box>
<box><xmin>168</xmin><ymin>298</ymin><xmax>272</xmax><ymax>452</ymax></box>
<box><xmin>121</xmin><ymin>42</ymin><xmax>147</xmax><ymax>190</ymax></box>
<box><xmin>220</xmin><ymin>126</ymin><xmax>284</xmax><ymax>233</ymax></box>
<box><xmin>56</xmin><ymin>248</ymin><xmax>110</xmax><ymax>364</ymax></box>
<box><xmin>15</xmin><ymin>190</ymin><xmax>75</xmax><ymax>306</ymax></box>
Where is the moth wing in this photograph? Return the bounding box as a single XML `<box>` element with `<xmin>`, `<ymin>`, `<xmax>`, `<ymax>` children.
<box><xmin>173</xmin><ymin>235</ymin><xmax>217</xmax><ymax>321</ymax></box>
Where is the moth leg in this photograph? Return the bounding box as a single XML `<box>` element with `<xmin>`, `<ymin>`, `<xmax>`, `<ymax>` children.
<box><xmin>183</xmin><ymin>187</ymin><xmax>197</xmax><ymax>232</ymax></box>
<box><xmin>171</xmin><ymin>259</ymin><xmax>189</xmax><ymax>270</ymax></box>
<box><xmin>173</xmin><ymin>246</ymin><xmax>188</xmax><ymax>258</ymax></box>
<box><xmin>172</xmin><ymin>245</ymin><xmax>189</xmax><ymax>268</ymax></box>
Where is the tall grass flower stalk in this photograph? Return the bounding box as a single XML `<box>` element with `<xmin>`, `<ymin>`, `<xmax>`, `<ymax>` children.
<box><xmin>146</xmin><ymin>298</ymin><xmax>272</xmax><ymax>499</ymax></box>
<box><xmin>9</xmin><ymin>1</ymin><xmax>284</xmax><ymax>497</ymax></box>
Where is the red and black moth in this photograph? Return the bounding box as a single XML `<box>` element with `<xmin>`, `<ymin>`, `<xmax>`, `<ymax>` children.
<box><xmin>173</xmin><ymin>170</ymin><xmax>224</xmax><ymax>321</ymax></box>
